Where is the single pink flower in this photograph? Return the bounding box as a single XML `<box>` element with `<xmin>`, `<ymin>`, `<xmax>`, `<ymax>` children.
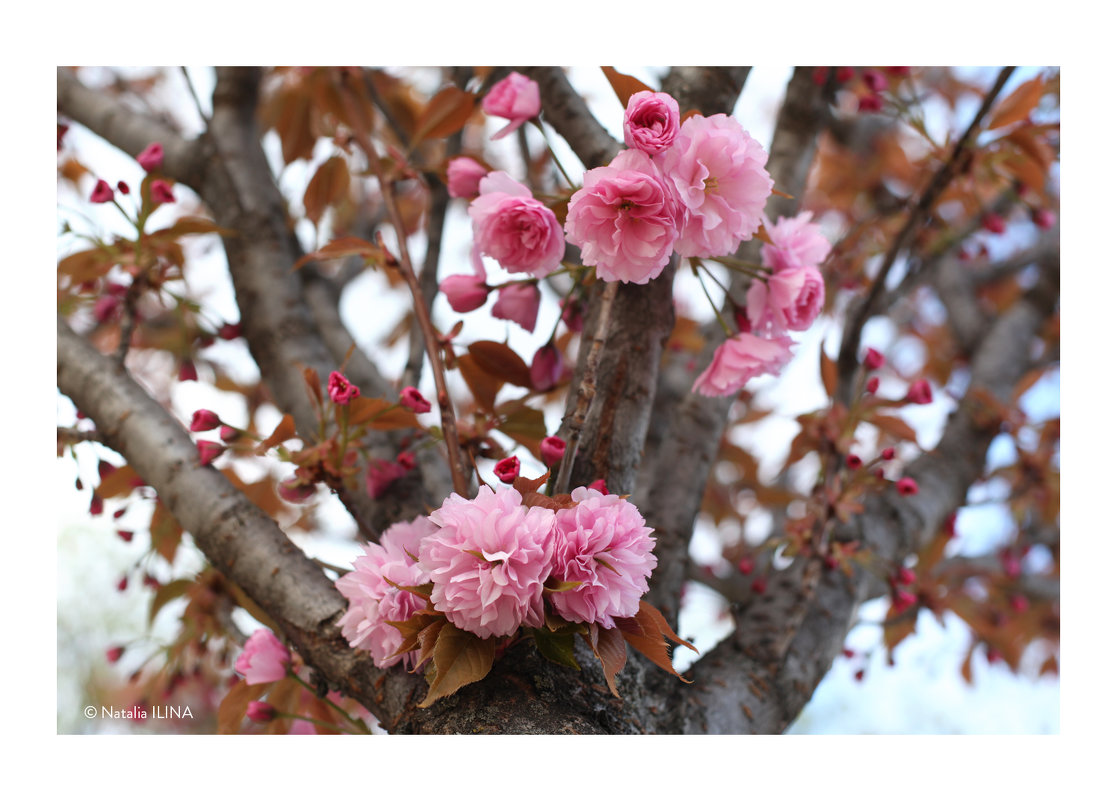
<box><xmin>481</xmin><ymin>71</ymin><xmax>540</xmax><ymax>140</ymax></box>
<box><xmin>328</xmin><ymin>370</ymin><xmax>360</xmax><ymax>405</ymax></box>
<box><xmin>661</xmin><ymin>114</ymin><xmax>773</xmax><ymax>258</ymax></box>
<box><xmin>366</xmin><ymin>458</ymin><xmax>408</xmax><ymax>499</ymax></box>
<box><xmin>494</xmin><ymin>455</ymin><xmax>520</xmax><ymax>484</ymax></box>
<box><xmin>400</xmin><ymin>386</ymin><xmax>431</xmax><ymax>414</ymax></box>
<box><xmin>745</xmin><ymin>265</ymin><xmax>825</xmax><ymax>334</ymax></box>
<box><xmin>905</xmin><ymin>379</ymin><xmax>933</xmax><ymax>405</ymax></box>
<box><xmin>136</xmin><ymin>142</ymin><xmax>164</xmax><ymax>172</ymax></box>
<box><xmin>420</xmin><ymin>486</ymin><xmax>555</xmax><ymax>639</ymax></box>
<box><xmin>235</xmin><ymin>629</ymin><xmax>291</xmax><ymax>684</ymax></box>
<box><xmin>540</xmin><ymin>435</ymin><xmax>565</xmax><ymax>467</ymax></box>
<box><xmin>246</xmin><ymin>701</ymin><xmax>277</xmax><ymax>723</ymax></box>
<box><xmin>189</xmin><ymin>409</ymin><xmax>220</xmax><ymax>432</ymax></box>
<box><xmin>623</xmin><ymin>91</ymin><xmax>680</xmax><ymax>156</ymax></box>
<box><xmin>564</xmin><ymin>148</ymin><xmax>678</xmax><ymax>284</ymax></box>
<box><xmin>150</xmin><ymin>179</ymin><xmax>175</xmax><ymax>205</ymax></box>
<box><xmin>491</xmin><ymin>282</ymin><xmax>541</xmax><ymax>332</ymax></box>
<box><xmin>440</xmin><ymin>268</ymin><xmax>491</xmax><ymax>313</ymax></box>
<box><xmin>896</xmin><ymin>477</ymin><xmax>920</xmax><ymax>496</ymax></box>
<box><xmin>549</xmin><ymin>486</ymin><xmax>657</xmax><ymax>628</ymax></box>
<box><xmin>336</xmin><ymin>516</ymin><xmax>435</xmax><ymax>669</ymax></box>
<box><xmin>196</xmin><ymin>440</ymin><xmax>225</xmax><ymax>466</ymax></box>
<box><xmin>760</xmin><ymin>212</ymin><xmax>831</xmax><ymax>273</ymax></box>
<box><xmin>469</xmin><ymin>171</ymin><xmax>564</xmax><ymax>278</ymax></box>
<box><xmin>692</xmin><ymin>333</ymin><xmax>794</xmax><ymax>397</ymax></box>
<box><xmin>530</xmin><ymin>342</ymin><xmax>563</xmax><ymax>391</ymax></box>
<box><xmin>90</xmin><ymin>179</ymin><xmax>114</xmax><ymax>204</ymax></box>
<box><xmin>446</xmin><ymin>156</ymin><xmax>488</xmax><ymax>198</ymax></box>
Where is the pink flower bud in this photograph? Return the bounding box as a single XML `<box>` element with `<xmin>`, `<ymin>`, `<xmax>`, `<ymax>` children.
<box><xmin>246</xmin><ymin>701</ymin><xmax>277</xmax><ymax>723</ymax></box>
<box><xmin>897</xmin><ymin>566</ymin><xmax>916</xmax><ymax>585</ymax></box>
<box><xmin>116</xmin><ymin>575</ymin><xmax>128</xmax><ymax>592</ymax></box>
<box><xmin>854</xmin><ymin>668</ymin><xmax>865</xmax><ymax>681</ymax></box>
<box><xmin>137</xmin><ymin>142</ymin><xmax>164</xmax><ymax>172</ymax></box>
<box><xmin>863</xmin><ymin>347</ymin><xmax>884</xmax><ymax>370</ymax></box>
<box><xmin>481</xmin><ymin>71</ymin><xmax>541</xmax><ymax>140</ymax></box>
<box><xmin>896</xmin><ymin>476</ymin><xmax>919</xmax><ymax>496</ymax></box>
<box><xmin>218</xmin><ymin>322</ymin><xmax>242</xmax><ymax>340</ymax></box>
<box><xmin>905</xmin><ymin>379</ymin><xmax>932</xmax><ymax>404</ymax></box>
<box><xmin>178</xmin><ymin>360</ymin><xmax>198</xmax><ymax>382</ymax></box>
<box><xmin>116</xmin><ymin>180</ymin><xmax>131</xmax><ymax>195</ymax></box>
<box><xmin>491</xmin><ymin>282</ymin><xmax>541</xmax><ymax>333</ymax></box>
<box><xmin>327</xmin><ymin>370</ymin><xmax>360</xmax><ymax>405</ymax></box>
<box><xmin>944</xmin><ymin>511</ymin><xmax>957</xmax><ymax>538</ymax></box>
<box><xmin>737</xmin><ymin>557</ymin><xmax>754</xmax><ymax>575</ymax></box>
<box><xmin>862</xmin><ymin>69</ymin><xmax>887</xmax><ymax>92</ymax></box>
<box><xmin>93</xmin><ymin>294</ymin><xmax>121</xmax><ymax>323</ymax></box>
<box><xmin>560</xmin><ymin>298</ymin><xmax>584</xmax><ymax>332</ymax></box>
<box><xmin>189</xmin><ymin>409</ymin><xmax>221</xmax><ymax>432</ymax></box>
<box><xmin>150</xmin><ymin>179</ymin><xmax>176</xmax><ymax>206</ymax></box>
<box><xmin>396</xmin><ymin>451</ymin><xmax>417</xmax><ymax>470</ymax></box>
<box><xmin>887</xmin><ymin>67</ymin><xmax>911</xmax><ymax>76</ymax></box>
<box><xmin>893</xmin><ymin>589</ymin><xmax>917</xmax><ymax>614</ymax></box>
<box><xmin>113</xmin><ymin>508</ymin><xmax>126</xmax><ymax>519</ymax></box>
<box><xmin>1010</xmin><ymin>594</ymin><xmax>1029</xmax><ymax>613</ymax></box>
<box><xmin>399</xmin><ymin>386</ymin><xmax>431</xmax><ymax>414</ymax></box>
<box><xmin>235</xmin><ymin>629</ymin><xmax>291</xmax><ymax>685</ymax></box>
<box><xmin>446</xmin><ymin>156</ymin><xmax>488</xmax><ymax>198</ymax></box>
<box><xmin>106</xmin><ymin>646</ymin><xmax>125</xmax><ymax>664</ymax></box>
<box><xmin>90</xmin><ymin>179</ymin><xmax>114</xmax><ymax>203</ymax></box>
<box><xmin>866</xmin><ymin>376</ymin><xmax>880</xmax><ymax>394</ymax></box>
<box><xmin>982</xmin><ymin>213</ymin><xmax>1006</xmax><ymax>234</ymax></box>
<box><xmin>90</xmin><ymin>495</ymin><xmax>104</xmax><ymax>516</ymax></box>
<box><xmin>530</xmin><ymin>342</ymin><xmax>563</xmax><ymax>391</ymax></box>
<box><xmin>750</xmin><ymin>576</ymin><xmax>768</xmax><ymax>595</ymax></box>
<box><xmin>835</xmin><ymin>67</ymin><xmax>855</xmax><ymax>83</ymax></box>
<box><xmin>440</xmin><ymin>272</ymin><xmax>490</xmax><ymax>313</ymax></box>
<box><xmin>845</xmin><ymin>453</ymin><xmax>863</xmax><ymax>469</ymax></box>
<box><xmin>117</xmin><ymin>529</ymin><xmax>134</xmax><ymax>543</ymax></box>
<box><xmin>588</xmin><ymin>479</ymin><xmax>608</xmax><ymax>494</ymax></box>
<box><xmin>494</xmin><ymin>455</ymin><xmax>520</xmax><ymax>484</ymax></box>
<box><xmin>278</xmin><ymin>478</ymin><xmax>315</xmax><ymax>504</ymax></box>
<box><xmin>858</xmin><ymin>93</ymin><xmax>883</xmax><ymax>113</ymax></box>
<box><xmin>1032</xmin><ymin>208</ymin><xmax>1055</xmax><ymax>230</ymax></box>
<box><xmin>881</xmin><ymin>447</ymin><xmax>895</xmax><ymax>460</ymax></box>
<box><xmin>196</xmin><ymin>440</ymin><xmax>225</xmax><ymax>466</ymax></box>
<box><xmin>220</xmin><ymin>425</ymin><xmax>238</xmax><ymax>442</ymax></box>
<box><xmin>540</xmin><ymin>435</ymin><xmax>566</xmax><ymax>467</ymax></box>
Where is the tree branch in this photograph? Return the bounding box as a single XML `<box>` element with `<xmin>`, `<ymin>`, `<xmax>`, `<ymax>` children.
<box><xmin>523</xmin><ymin>67</ymin><xmax>621</xmax><ymax>170</ymax></box>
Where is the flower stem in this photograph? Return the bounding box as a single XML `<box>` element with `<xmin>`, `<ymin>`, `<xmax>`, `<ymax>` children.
<box><xmin>531</xmin><ymin>119</ymin><xmax>577</xmax><ymax>189</ymax></box>
<box><xmin>690</xmin><ymin>259</ymin><xmax>734</xmax><ymax>338</ymax></box>
<box><xmin>288</xmin><ymin>671</ymin><xmax>371</xmax><ymax>734</ymax></box>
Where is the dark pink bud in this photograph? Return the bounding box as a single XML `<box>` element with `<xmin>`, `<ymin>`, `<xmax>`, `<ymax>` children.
<box><xmin>865</xmin><ymin>376</ymin><xmax>880</xmax><ymax>395</ymax></box>
<box><xmin>944</xmin><ymin>511</ymin><xmax>957</xmax><ymax>538</ymax></box>
<box><xmin>90</xmin><ymin>495</ymin><xmax>104</xmax><ymax>516</ymax></box>
<box><xmin>530</xmin><ymin>343</ymin><xmax>562</xmax><ymax>392</ymax></box>
<box><xmin>905</xmin><ymin>379</ymin><xmax>932</xmax><ymax>404</ymax></box>
<box><xmin>858</xmin><ymin>93</ymin><xmax>883</xmax><ymax>113</ymax></box>
<box><xmin>150</xmin><ymin>179</ymin><xmax>176</xmax><ymax>205</ymax></box>
<box><xmin>58</xmin><ymin>122</ymin><xmax>69</xmax><ymax>150</ymax></box>
<box><xmin>440</xmin><ymin>273</ymin><xmax>490</xmax><ymax>313</ymax></box>
<box><xmin>842</xmin><ymin>648</ymin><xmax>855</xmax><ymax>659</ymax></box>
<box><xmin>896</xmin><ymin>476</ymin><xmax>919</xmax><ymax>496</ymax></box>
<box><xmin>982</xmin><ymin>213</ymin><xmax>1006</xmax><ymax>234</ymax></box>
<box><xmin>116</xmin><ymin>575</ymin><xmax>128</xmax><ymax>592</ymax></box>
<box><xmin>897</xmin><ymin>566</ymin><xmax>916</xmax><ymax>585</ymax></box>
<box><xmin>494</xmin><ymin>455</ymin><xmax>520</xmax><ymax>484</ymax></box>
<box><xmin>863</xmin><ymin>347</ymin><xmax>884</xmax><ymax>370</ymax></box>
<box><xmin>887</xmin><ymin>67</ymin><xmax>911</xmax><ymax>77</ymax></box>
<box><xmin>396</xmin><ymin>451</ymin><xmax>417</xmax><ymax>470</ymax></box>
<box><xmin>136</xmin><ymin>142</ymin><xmax>164</xmax><ymax>173</ymax></box>
<box><xmin>116</xmin><ymin>529</ymin><xmax>134</xmax><ymax>543</ymax></box>
<box><xmin>1001</xmin><ymin>550</ymin><xmax>1022</xmax><ymax>579</ymax></box>
<box><xmin>854</xmin><ymin>668</ymin><xmax>865</xmax><ymax>682</ymax></box>
<box><xmin>93</xmin><ymin>294</ymin><xmax>121</xmax><ymax>323</ymax></box>
<box><xmin>823</xmin><ymin>554</ymin><xmax>839</xmax><ymax>571</ymax></box>
<box><xmin>893</xmin><ymin>589</ymin><xmax>917</xmax><ymax>614</ymax></box>
<box><xmin>220</xmin><ymin>425</ymin><xmax>238</xmax><ymax>442</ymax></box>
<box><xmin>560</xmin><ymin>298</ymin><xmax>584</xmax><ymax>333</ymax></box>
<box><xmin>399</xmin><ymin>386</ymin><xmax>431</xmax><ymax>414</ymax></box>
<box><xmin>811</xmin><ymin>67</ymin><xmax>829</xmax><ymax>86</ymax></box>
<box><xmin>1032</xmin><ymin>208</ymin><xmax>1055</xmax><ymax>230</ymax></box>
<box><xmin>106</xmin><ymin>646</ymin><xmax>125</xmax><ymax>664</ymax></box>
<box><xmin>278</xmin><ymin>478</ymin><xmax>315</xmax><ymax>504</ymax></box>
<box><xmin>189</xmin><ymin>409</ymin><xmax>221</xmax><ymax>432</ymax></box>
<box><xmin>143</xmin><ymin>574</ymin><xmax>161</xmax><ymax>590</ymax></box>
<box><xmin>750</xmin><ymin>576</ymin><xmax>768</xmax><ymax>595</ymax></box>
<box><xmin>90</xmin><ymin>179</ymin><xmax>114</xmax><ymax>203</ymax></box>
<box><xmin>366</xmin><ymin>458</ymin><xmax>407</xmax><ymax>499</ymax></box>
<box><xmin>862</xmin><ymin>69</ymin><xmax>887</xmax><ymax>92</ymax></box>
<box><xmin>178</xmin><ymin>361</ymin><xmax>198</xmax><ymax>382</ymax></box>
<box><xmin>986</xmin><ymin>648</ymin><xmax>1002</xmax><ymax>665</ymax></box>
<box><xmin>1010</xmin><ymin>594</ymin><xmax>1029</xmax><ymax>613</ymax></box>
<box><xmin>218</xmin><ymin>322</ymin><xmax>242</xmax><ymax>340</ymax></box>
<box><xmin>588</xmin><ymin>479</ymin><xmax>608</xmax><ymax>494</ymax></box>
<box><xmin>116</xmin><ymin>180</ymin><xmax>130</xmax><ymax>195</ymax></box>
<box><xmin>845</xmin><ymin>453</ymin><xmax>863</xmax><ymax>470</ymax></box>
<box><xmin>880</xmin><ymin>447</ymin><xmax>895</xmax><ymax>461</ymax></box>
<box><xmin>196</xmin><ymin>440</ymin><xmax>225</xmax><ymax>466</ymax></box>
<box><xmin>835</xmin><ymin>67</ymin><xmax>855</xmax><ymax>83</ymax></box>
<box><xmin>113</xmin><ymin>508</ymin><xmax>126</xmax><ymax>519</ymax></box>
<box><xmin>492</xmin><ymin>282</ymin><xmax>541</xmax><ymax>333</ymax></box>
<box><xmin>246</xmin><ymin>701</ymin><xmax>277</xmax><ymax>723</ymax></box>
<box><xmin>737</xmin><ymin>557</ymin><xmax>754</xmax><ymax>575</ymax></box>
<box><xmin>328</xmin><ymin>371</ymin><xmax>360</xmax><ymax>405</ymax></box>
<box><xmin>540</xmin><ymin>435</ymin><xmax>566</xmax><ymax>467</ymax></box>
<box><xmin>733</xmin><ymin>304</ymin><xmax>752</xmax><ymax>334</ymax></box>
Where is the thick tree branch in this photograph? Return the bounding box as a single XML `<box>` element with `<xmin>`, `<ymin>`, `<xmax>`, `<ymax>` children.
<box><xmin>523</xmin><ymin>67</ymin><xmax>622</xmax><ymax>170</ymax></box>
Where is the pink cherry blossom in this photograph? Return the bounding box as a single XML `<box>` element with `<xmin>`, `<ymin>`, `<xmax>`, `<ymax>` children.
<box><xmin>150</xmin><ymin>179</ymin><xmax>176</xmax><ymax>205</ymax></box>
<box><xmin>328</xmin><ymin>370</ymin><xmax>360</xmax><ymax>405</ymax></box>
<box><xmin>90</xmin><ymin>179</ymin><xmax>114</xmax><ymax>203</ymax></box>
<box><xmin>530</xmin><ymin>342</ymin><xmax>563</xmax><ymax>391</ymax></box>
<box><xmin>549</xmin><ymin>487</ymin><xmax>657</xmax><ymax>628</ymax></box>
<box><xmin>189</xmin><ymin>409</ymin><xmax>220</xmax><ymax>432</ymax></box>
<box><xmin>235</xmin><ymin>629</ymin><xmax>291</xmax><ymax>684</ymax></box>
<box><xmin>420</xmin><ymin>486</ymin><xmax>555</xmax><ymax>639</ymax></box>
<box><xmin>623</xmin><ymin>91</ymin><xmax>680</xmax><ymax>156</ymax></box>
<box><xmin>745</xmin><ymin>265</ymin><xmax>825</xmax><ymax>334</ymax></box>
<box><xmin>469</xmin><ymin>171</ymin><xmax>564</xmax><ymax>278</ymax></box>
<box><xmin>446</xmin><ymin>156</ymin><xmax>488</xmax><ymax>198</ymax></box>
<box><xmin>440</xmin><ymin>262</ymin><xmax>490</xmax><ymax>313</ymax></box>
<box><xmin>494</xmin><ymin>455</ymin><xmax>520</xmax><ymax>484</ymax></box>
<box><xmin>540</xmin><ymin>435</ymin><xmax>565</xmax><ymax>467</ymax></box>
<box><xmin>400</xmin><ymin>386</ymin><xmax>431</xmax><ymax>414</ymax></box>
<box><xmin>481</xmin><ymin>72</ymin><xmax>541</xmax><ymax>140</ymax></box>
<box><xmin>136</xmin><ymin>142</ymin><xmax>164</xmax><ymax>172</ymax></box>
<box><xmin>564</xmin><ymin>149</ymin><xmax>679</xmax><ymax>284</ymax></box>
<box><xmin>661</xmin><ymin>114</ymin><xmax>773</xmax><ymax>258</ymax></box>
<box><xmin>491</xmin><ymin>282</ymin><xmax>541</xmax><ymax>332</ymax></box>
<box><xmin>760</xmin><ymin>212</ymin><xmax>831</xmax><ymax>273</ymax></box>
<box><xmin>335</xmin><ymin>516</ymin><xmax>436</xmax><ymax>669</ymax></box>
<box><xmin>905</xmin><ymin>379</ymin><xmax>933</xmax><ymax>405</ymax></box>
<box><xmin>692</xmin><ymin>333</ymin><xmax>794</xmax><ymax>397</ymax></box>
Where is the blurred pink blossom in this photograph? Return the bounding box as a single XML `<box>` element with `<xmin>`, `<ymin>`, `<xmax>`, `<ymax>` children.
<box><xmin>235</xmin><ymin>629</ymin><xmax>291</xmax><ymax>685</ymax></box>
<box><xmin>692</xmin><ymin>333</ymin><xmax>794</xmax><ymax>397</ymax></box>
<box><xmin>481</xmin><ymin>72</ymin><xmax>540</xmax><ymax>140</ymax></box>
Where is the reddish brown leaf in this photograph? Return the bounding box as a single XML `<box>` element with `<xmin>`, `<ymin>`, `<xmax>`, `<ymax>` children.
<box><xmin>988</xmin><ymin>76</ymin><xmax>1046</xmax><ymax>130</ymax></box>
<box><xmin>584</xmin><ymin>623</ymin><xmax>627</xmax><ymax>697</ymax></box>
<box><xmin>347</xmin><ymin>396</ymin><xmax>421</xmax><ymax>430</ymax></box>
<box><xmin>418</xmin><ymin>624</ymin><xmax>496</xmax><ymax>708</ymax></box>
<box><xmin>303</xmin><ymin>366</ymin><xmax>323</xmax><ymax>406</ymax></box>
<box><xmin>468</xmin><ymin>341</ymin><xmax>533</xmax><ymax>388</ymax></box>
<box><xmin>456</xmin><ymin>352</ymin><xmax>502</xmax><ymax>413</ymax></box>
<box><xmin>256</xmin><ymin>414</ymin><xmax>297</xmax><ymax>454</ymax></box>
<box><xmin>412</xmin><ymin>86</ymin><xmax>477</xmax><ymax>143</ymax></box>
<box><xmin>868</xmin><ymin>412</ymin><xmax>919</xmax><ymax>443</ymax></box>
<box><xmin>820</xmin><ymin>347</ymin><xmax>837</xmax><ymax>398</ymax></box>
<box><xmin>303</xmin><ymin>156</ymin><xmax>351</xmax><ymax>226</ymax></box>
<box><xmin>294</xmin><ymin>236</ymin><xmax>382</xmax><ymax>270</ymax></box>
<box><xmin>216</xmin><ymin>679</ymin><xmax>268</xmax><ymax>734</ymax></box>
<box><xmin>147</xmin><ymin>216</ymin><xmax>235</xmax><ymax>239</ymax></box>
<box><xmin>96</xmin><ymin>464</ymin><xmax>139</xmax><ymax>498</ymax></box>
<box><xmin>600</xmin><ymin>67</ymin><xmax>653</xmax><ymax>107</ymax></box>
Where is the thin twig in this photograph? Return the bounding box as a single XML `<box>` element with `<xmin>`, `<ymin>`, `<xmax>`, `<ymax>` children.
<box><xmin>554</xmin><ymin>280</ymin><xmax>618</xmax><ymax>494</ymax></box>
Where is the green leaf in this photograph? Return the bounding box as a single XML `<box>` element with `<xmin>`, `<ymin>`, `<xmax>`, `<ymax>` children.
<box><xmin>532</xmin><ymin>628</ymin><xmax>581</xmax><ymax>670</ymax></box>
<box><xmin>418</xmin><ymin>624</ymin><xmax>496</xmax><ymax>708</ymax></box>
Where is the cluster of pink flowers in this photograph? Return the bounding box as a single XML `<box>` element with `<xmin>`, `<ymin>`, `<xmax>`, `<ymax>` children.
<box><xmin>336</xmin><ymin>485</ymin><xmax>658</xmax><ymax>664</ymax></box>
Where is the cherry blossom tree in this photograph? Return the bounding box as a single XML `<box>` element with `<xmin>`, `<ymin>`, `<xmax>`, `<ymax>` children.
<box><xmin>56</xmin><ymin>66</ymin><xmax>1059</xmax><ymax>734</ymax></box>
